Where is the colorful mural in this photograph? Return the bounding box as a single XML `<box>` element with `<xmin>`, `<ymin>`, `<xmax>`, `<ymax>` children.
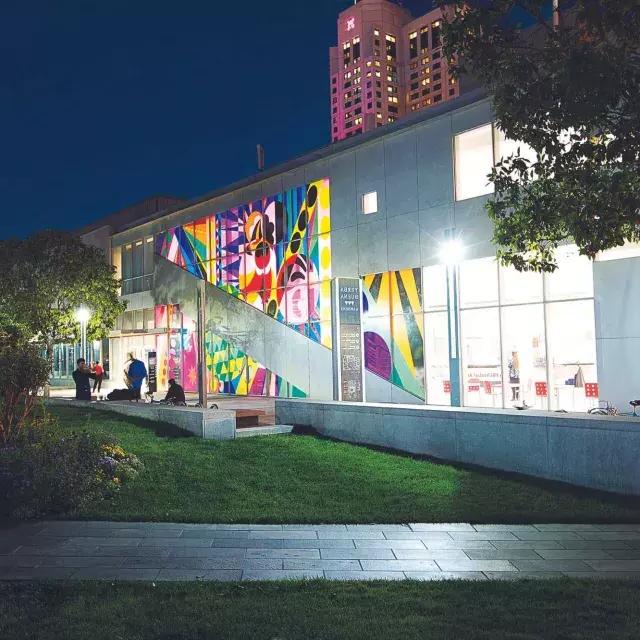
<box><xmin>362</xmin><ymin>268</ymin><xmax>425</xmax><ymax>399</ymax></box>
<box><xmin>156</xmin><ymin>179</ymin><xmax>332</xmax><ymax>349</ymax></box>
<box><xmin>206</xmin><ymin>332</ymin><xmax>307</xmax><ymax>398</ymax></box>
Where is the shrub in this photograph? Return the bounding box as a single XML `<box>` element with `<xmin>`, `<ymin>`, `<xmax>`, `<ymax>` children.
<box><xmin>0</xmin><ymin>416</ymin><xmax>143</xmax><ymax>519</ymax></box>
<box><xmin>0</xmin><ymin>316</ymin><xmax>51</xmax><ymax>444</ymax></box>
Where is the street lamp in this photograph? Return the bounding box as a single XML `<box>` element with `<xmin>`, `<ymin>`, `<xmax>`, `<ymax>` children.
<box><xmin>75</xmin><ymin>307</ymin><xmax>91</xmax><ymax>363</ymax></box>
<box><xmin>439</xmin><ymin>232</ymin><xmax>465</xmax><ymax>407</ymax></box>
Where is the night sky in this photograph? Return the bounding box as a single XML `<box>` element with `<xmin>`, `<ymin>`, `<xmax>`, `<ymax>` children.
<box><xmin>1</xmin><ymin>0</ymin><xmax>434</xmax><ymax>239</ymax></box>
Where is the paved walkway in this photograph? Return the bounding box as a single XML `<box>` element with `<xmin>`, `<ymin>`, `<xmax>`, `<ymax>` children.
<box><xmin>2</xmin><ymin>521</ymin><xmax>640</xmax><ymax>582</ymax></box>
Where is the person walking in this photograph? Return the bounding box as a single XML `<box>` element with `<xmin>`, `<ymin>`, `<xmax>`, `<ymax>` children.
<box><xmin>92</xmin><ymin>361</ymin><xmax>104</xmax><ymax>393</ymax></box>
<box><xmin>72</xmin><ymin>358</ymin><xmax>95</xmax><ymax>401</ymax></box>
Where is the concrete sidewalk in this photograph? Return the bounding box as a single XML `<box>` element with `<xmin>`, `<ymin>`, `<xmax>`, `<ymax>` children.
<box><xmin>2</xmin><ymin>521</ymin><xmax>640</xmax><ymax>582</ymax></box>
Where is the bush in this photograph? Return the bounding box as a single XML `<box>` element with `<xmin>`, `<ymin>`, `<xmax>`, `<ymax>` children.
<box><xmin>0</xmin><ymin>316</ymin><xmax>51</xmax><ymax>444</ymax></box>
<box><xmin>0</xmin><ymin>416</ymin><xmax>143</xmax><ymax>519</ymax></box>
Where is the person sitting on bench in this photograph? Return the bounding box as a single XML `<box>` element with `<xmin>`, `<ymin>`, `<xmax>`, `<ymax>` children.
<box><xmin>164</xmin><ymin>378</ymin><xmax>186</xmax><ymax>406</ymax></box>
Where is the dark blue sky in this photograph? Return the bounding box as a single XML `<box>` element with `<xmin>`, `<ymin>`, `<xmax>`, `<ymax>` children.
<box><xmin>1</xmin><ymin>0</ymin><xmax>433</xmax><ymax>239</ymax></box>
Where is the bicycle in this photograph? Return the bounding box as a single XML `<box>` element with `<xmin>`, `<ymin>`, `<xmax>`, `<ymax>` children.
<box><xmin>588</xmin><ymin>400</ymin><xmax>640</xmax><ymax>417</ymax></box>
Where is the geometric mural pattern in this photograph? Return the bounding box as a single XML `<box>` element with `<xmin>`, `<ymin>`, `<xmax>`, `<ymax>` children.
<box><xmin>362</xmin><ymin>268</ymin><xmax>425</xmax><ymax>399</ymax></box>
<box><xmin>206</xmin><ymin>332</ymin><xmax>307</xmax><ymax>398</ymax></box>
<box><xmin>156</xmin><ymin>179</ymin><xmax>332</xmax><ymax>349</ymax></box>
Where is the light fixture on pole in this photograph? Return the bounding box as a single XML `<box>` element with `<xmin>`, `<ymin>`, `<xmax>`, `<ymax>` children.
<box><xmin>439</xmin><ymin>232</ymin><xmax>465</xmax><ymax>407</ymax></box>
<box><xmin>75</xmin><ymin>307</ymin><xmax>91</xmax><ymax>363</ymax></box>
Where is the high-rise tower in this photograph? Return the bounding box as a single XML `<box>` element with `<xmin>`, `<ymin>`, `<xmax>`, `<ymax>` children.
<box><xmin>329</xmin><ymin>0</ymin><xmax>461</xmax><ymax>142</ymax></box>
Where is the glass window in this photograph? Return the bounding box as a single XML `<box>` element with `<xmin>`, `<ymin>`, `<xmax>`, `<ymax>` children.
<box><xmin>454</xmin><ymin>124</ymin><xmax>494</xmax><ymax>201</ymax></box>
<box><xmin>425</xmin><ymin>311</ymin><xmax>450</xmax><ymax>405</ymax></box>
<box><xmin>546</xmin><ymin>299</ymin><xmax>597</xmax><ymax>412</ymax></box>
<box><xmin>143</xmin><ymin>237</ymin><xmax>154</xmax><ymax>275</ymax></box>
<box><xmin>423</xmin><ymin>264</ymin><xmax>447</xmax><ymax>311</ymax></box>
<box><xmin>499</xmin><ymin>263</ymin><xmax>543</xmax><ymax>305</ymax></box>
<box><xmin>544</xmin><ymin>245</ymin><xmax>593</xmax><ymax>301</ymax></box>
<box><xmin>596</xmin><ymin>242</ymin><xmax>640</xmax><ymax>262</ymax></box>
<box><xmin>144</xmin><ymin>308</ymin><xmax>155</xmax><ymax>331</ymax></box>
<box><xmin>112</xmin><ymin>246</ymin><xmax>122</xmax><ymax>280</ymax></box>
<box><xmin>132</xmin><ymin>241</ymin><xmax>144</xmax><ymax>278</ymax></box>
<box><xmin>501</xmin><ymin>304</ymin><xmax>547</xmax><ymax>409</ymax></box>
<box><xmin>493</xmin><ymin>126</ymin><xmax>537</xmax><ymax>167</ymax></box>
<box><xmin>362</xmin><ymin>191</ymin><xmax>378</xmax><ymax>214</ymax></box>
<box><xmin>122</xmin><ymin>244</ymin><xmax>132</xmax><ymax>280</ymax></box>
<box><xmin>460</xmin><ymin>307</ymin><xmax>502</xmax><ymax>407</ymax></box>
<box><xmin>459</xmin><ymin>257</ymin><xmax>499</xmax><ymax>308</ymax></box>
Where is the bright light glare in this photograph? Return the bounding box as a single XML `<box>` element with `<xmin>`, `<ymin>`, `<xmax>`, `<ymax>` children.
<box><xmin>75</xmin><ymin>307</ymin><xmax>91</xmax><ymax>323</ymax></box>
<box><xmin>439</xmin><ymin>238</ymin><xmax>465</xmax><ymax>265</ymax></box>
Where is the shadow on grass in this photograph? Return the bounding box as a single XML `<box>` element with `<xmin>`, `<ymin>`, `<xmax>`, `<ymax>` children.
<box><xmin>290</xmin><ymin>424</ymin><xmax>640</xmax><ymax>522</ymax></box>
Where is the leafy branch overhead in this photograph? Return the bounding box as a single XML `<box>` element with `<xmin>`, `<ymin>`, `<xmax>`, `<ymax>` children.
<box><xmin>0</xmin><ymin>231</ymin><xmax>127</xmax><ymax>353</ymax></box>
<box><xmin>437</xmin><ymin>0</ymin><xmax>640</xmax><ymax>271</ymax></box>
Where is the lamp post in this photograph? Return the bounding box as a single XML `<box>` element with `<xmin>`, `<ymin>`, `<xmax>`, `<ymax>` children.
<box><xmin>75</xmin><ymin>307</ymin><xmax>91</xmax><ymax>363</ymax></box>
<box><xmin>439</xmin><ymin>232</ymin><xmax>465</xmax><ymax>408</ymax></box>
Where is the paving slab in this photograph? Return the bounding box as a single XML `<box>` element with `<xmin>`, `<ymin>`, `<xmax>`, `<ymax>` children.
<box><xmin>354</xmin><ymin>539</ymin><xmax>426</xmax><ymax>549</ymax></box>
<box><xmin>435</xmin><ymin>560</ymin><xmax>517</xmax><ymax>572</ymax></box>
<box><xmin>282</xmin><ymin>539</ymin><xmax>355</xmax><ymax>549</ymax></box>
<box><xmin>409</xmin><ymin>524</ymin><xmax>476</xmax><ymax>532</ymax></box>
<box><xmin>556</xmin><ymin>540</ymin><xmax>633</xmax><ymax>550</ymax></box>
<box><xmin>510</xmin><ymin>559</ymin><xmax>593</xmax><ymax>572</ymax></box>
<box><xmin>320</xmin><ymin>549</ymin><xmax>395</xmax><ymax>560</ymax></box>
<box><xmin>283</xmin><ymin>559</ymin><xmax>362</xmax><ymax>571</ymax></box>
<box><xmin>536</xmin><ymin>549</ymin><xmax>614</xmax><ymax>560</ymax></box>
<box><xmin>489</xmin><ymin>540</ymin><xmax>565</xmax><ymax>550</ymax></box>
<box><xmin>463</xmin><ymin>549</ymin><xmax>542</xmax><ymax>561</ymax></box>
<box><xmin>585</xmin><ymin>559</ymin><xmax>640</xmax><ymax>571</ymax></box>
<box><xmin>245</xmin><ymin>548</ymin><xmax>320</xmax><ymax>559</ymax></box>
<box><xmin>391</xmin><ymin>549</ymin><xmax>468</xmax><ymax>560</ymax></box>
<box><xmin>360</xmin><ymin>560</ymin><xmax>440</xmax><ymax>572</ymax></box>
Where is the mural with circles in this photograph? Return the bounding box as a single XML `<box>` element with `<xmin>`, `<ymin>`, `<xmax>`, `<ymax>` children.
<box><xmin>155</xmin><ymin>179</ymin><xmax>332</xmax><ymax>348</ymax></box>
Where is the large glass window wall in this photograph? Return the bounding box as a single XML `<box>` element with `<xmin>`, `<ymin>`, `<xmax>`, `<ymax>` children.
<box><xmin>457</xmin><ymin>248</ymin><xmax>597</xmax><ymax>412</ymax></box>
<box><xmin>367</xmin><ymin>248</ymin><xmax>598</xmax><ymax>411</ymax></box>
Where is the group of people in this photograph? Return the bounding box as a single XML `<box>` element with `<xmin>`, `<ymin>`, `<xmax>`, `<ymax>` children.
<box><xmin>72</xmin><ymin>352</ymin><xmax>185</xmax><ymax>405</ymax></box>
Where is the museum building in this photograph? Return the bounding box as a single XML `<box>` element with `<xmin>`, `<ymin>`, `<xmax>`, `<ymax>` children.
<box><xmin>76</xmin><ymin>92</ymin><xmax>640</xmax><ymax>414</ymax></box>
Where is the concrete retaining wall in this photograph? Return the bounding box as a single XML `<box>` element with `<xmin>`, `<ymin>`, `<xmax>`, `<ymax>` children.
<box><xmin>47</xmin><ymin>399</ymin><xmax>236</xmax><ymax>440</ymax></box>
<box><xmin>275</xmin><ymin>399</ymin><xmax>640</xmax><ymax>496</ymax></box>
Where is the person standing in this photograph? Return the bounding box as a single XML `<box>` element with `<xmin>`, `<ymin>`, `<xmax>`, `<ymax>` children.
<box><xmin>72</xmin><ymin>358</ymin><xmax>95</xmax><ymax>401</ymax></box>
<box><xmin>92</xmin><ymin>361</ymin><xmax>104</xmax><ymax>393</ymax></box>
<box><xmin>125</xmin><ymin>352</ymin><xmax>148</xmax><ymax>400</ymax></box>
<box><xmin>508</xmin><ymin>351</ymin><xmax>521</xmax><ymax>402</ymax></box>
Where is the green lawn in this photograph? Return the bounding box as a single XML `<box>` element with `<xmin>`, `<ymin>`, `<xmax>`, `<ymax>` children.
<box><xmin>36</xmin><ymin>405</ymin><xmax>640</xmax><ymax>524</ymax></box>
<box><xmin>2</xmin><ymin>579</ymin><xmax>640</xmax><ymax>640</ymax></box>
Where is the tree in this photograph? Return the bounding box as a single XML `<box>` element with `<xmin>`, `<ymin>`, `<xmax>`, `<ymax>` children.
<box><xmin>0</xmin><ymin>230</ymin><xmax>127</xmax><ymax>360</ymax></box>
<box><xmin>438</xmin><ymin>0</ymin><xmax>640</xmax><ymax>271</ymax></box>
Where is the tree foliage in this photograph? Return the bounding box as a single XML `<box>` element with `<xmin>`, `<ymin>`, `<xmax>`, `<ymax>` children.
<box><xmin>438</xmin><ymin>0</ymin><xmax>640</xmax><ymax>270</ymax></box>
<box><xmin>0</xmin><ymin>230</ymin><xmax>126</xmax><ymax>354</ymax></box>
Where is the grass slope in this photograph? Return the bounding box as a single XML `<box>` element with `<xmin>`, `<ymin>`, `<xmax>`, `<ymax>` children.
<box><xmin>1</xmin><ymin>580</ymin><xmax>640</xmax><ymax>640</ymax></box>
<box><xmin>39</xmin><ymin>405</ymin><xmax>640</xmax><ymax>524</ymax></box>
